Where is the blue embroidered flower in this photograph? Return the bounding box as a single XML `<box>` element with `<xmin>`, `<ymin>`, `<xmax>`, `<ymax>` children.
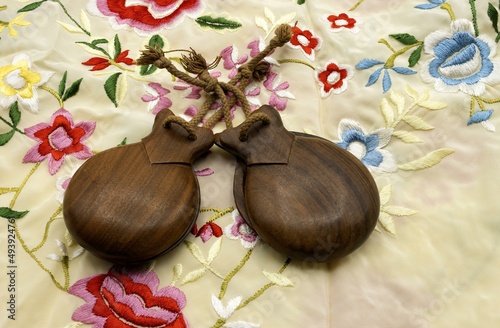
<box><xmin>415</xmin><ymin>0</ymin><xmax>447</xmax><ymax>10</ymax></box>
<box><xmin>421</xmin><ymin>19</ymin><xmax>500</xmax><ymax>96</ymax></box>
<box><xmin>356</xmin><ymin>59</ymin><xmax>416</xmax><ymax>93</ymax></box>
<box><xmin>337</xmin><ymin>119</ymin><xmax>397</xmax><ymax>174</ymax></box>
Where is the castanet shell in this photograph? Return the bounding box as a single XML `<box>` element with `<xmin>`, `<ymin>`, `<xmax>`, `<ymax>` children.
<box><xmin>216</xmin><ymin>105</ymin><xmax>380</xmax><ymax>262</ymax></box>
<box><xmin>63</xmin><ymin>109</ymin><xmax>214</xmax><ymax>264</ymax></box>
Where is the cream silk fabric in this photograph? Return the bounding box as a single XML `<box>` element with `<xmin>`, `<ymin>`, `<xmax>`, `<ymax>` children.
<box><xmin>1</xmin><ymin>1</ymin><xmax>499</xmax><ymax>327</ymax></box>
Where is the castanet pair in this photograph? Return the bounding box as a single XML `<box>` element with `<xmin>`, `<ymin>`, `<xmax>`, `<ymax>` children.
<box><xmin>63</xmin><ymin>105</ymin><xmax>379</xmax><ymax>264</ymax></box>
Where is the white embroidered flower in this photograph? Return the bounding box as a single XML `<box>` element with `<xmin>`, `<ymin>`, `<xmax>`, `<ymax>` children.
<box><xmin>212</xmin><ymin>294</ymin><xmax>242</xmax><ymax>319</ymax></box>
<box><xmin>421</xmin><ymin>19</ymin><xmax>500</xmax><ymax>96</ymax></box>
<box><xmin>0</xmin><ymin>54</ymin><xmax>53</xmax><ymax>112</ymax></box>
<box><xmin>337</xmin><ymin>119</ymin><xmax>397</xmax><ymax>174</ymax></box>
<box><xmin>224</xmin><ymin>210</ymin><xmax>259</xmax><ymax>249</ymax></box>
<box><xmin>46</xmin><ymin>239</ymin><xmax>84</xmax><ymax>262</ymax></box>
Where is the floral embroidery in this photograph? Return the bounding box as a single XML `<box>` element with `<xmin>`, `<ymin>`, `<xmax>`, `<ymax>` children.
<box><xmin>87</xmin><ymin>0</ymin><xmax>205</xmax><ymax>35</ymax></box>
<box><xmin>69</xmin><ymin>267</ymin><xmax>188</xmax><ymax>328</ymax></box>
<box><xmin>247</xmin><ymin>37</ymin><xmax>280</xmax><ymax>66</ymax></box>
<box><xmin>356</xmin><ymin>59</ymin><xmax>417</xmax><ymax>93</ymax></box>
<box><xmin>0</xmin><ymin>12</ymin><xmax>30</xmax><ymax>38</ymax></box>
<box><xmin>56</xmin><ymin>173</ymin><xmax>72</xmax><ymax>204</ymax></box>
<box><xmin>82</xmin><ymin>50</ymin><xmax>135</xmax><ymax>71</ymax></box>
<box><xmin>224</xmin><ymin>210</ymin><xmax>259</xmax><ymax>249</ymax></box>
<box><xmin>337</xmin><ymin>119</ymin><xmax>397</xmax><ymax>174</ymax></box>
<box><xmin>324</xmin><ymin>13</ymin><xmax>360</xmax><ymax>33</ymax></box>
<box><xmin>221</xmin><ymin>45</ymin><xmax>249</xmax><ymax>79</ymax></box>
<box><xmin>0</xmin><ymin>54</ymin><xmax>53</xmax><ymax>113</ymax></box>
<box><xmin>191</xmin><ymin>221</ymin><xmax>223</xmax><ymax>243</ymax></box>
<box><xmin>415</xmin><ymin>0</ymin><xmax>447</xmax><ymax>10</ymax></box>
<box><xmin>46</xmin><ymin>239</ymin><xmax>84</xmax><ymax>262</ymax></box>
<box><xmin>263</xmin><ymin>71</ymin><xmax>294</xmax><ymax>111</ymax></box>
<box><xmin>142</xmin><ymin>82</ymin><xmax>173</xmax><ymax>115</ymax></box>
<box><xmin>316</xmin><ymin>61</ymin><xmax>354</xmax><ymax>97</ymax></box>
<box><xmin>288</xmin><ymin>25</ymin><xmax>322</xmax><ymax>60</ymax></box>
<box><xmin>421</xmin><ymin>19</ymin><xmax>500</xmax><ymax>96</ymax></box>
<box><xmin>23</xmin><ymin>108</ymin><xmax>95</xmax><ymax>175</ymax></box>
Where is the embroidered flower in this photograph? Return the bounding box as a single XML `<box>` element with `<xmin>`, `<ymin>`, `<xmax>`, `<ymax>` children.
<box><xmin>421</xmin><ymin>19</ymin><xmax>500</xmax><ymax>96</ymax></box>
<box><xmin>247</xmin><ymin>38</ymin><xmax>279</xmax><ymax>66</ymax></box>
<box><xmin>221</xmin><ymin>45</ymin><xmax>249</xmax><ymax>79</ymax></box>
<box><xmin>46</xmin><ymin>239</ymin><xmax>84</xmax><ymax>262</ymax></box>
<box><xmin>23</xmin><ymin>108</ymin><xmax>96</xmax><ymax>175</ymax></box>
<box><xmin>288</xmin><ymin>25</ymin><xmax>322</xmax><ymax>60</ymax></box>
<box><xmin>337</xmin><ymin>119</ymin><xmax>397</xmax><ymax>174</ymax></box>
<box><xmin>142</xmin><ymin>82</ymin><xmax>172</xmax><ymax>115</ymax></box>
<box><xmin>87</xmin><ymin>0</ymin><xmax>204</xmax><ymax>35</ymax></box>
<box><xmin>264</xmin><ymin>71</ymin><xmax>294</xmax><ymax>111</ymax></box>
<box><xmin>415</xmin><ymin>0</ymin><xmax>447</xmax><ymax>9</ymax></box>
<box><xmin>82</xmin><ymin>50</ymin><xmax>134</xmax><ymax>71</ymax></box>
<box><xmin>324</xmin><ymin>13</ymin><xmax>360</xmax><ymax>33</ymax></box>
<box><xmin>191</xmin><ymin>221</ymin><xmax>223</xmax><ymax>242</ymax></box>
<box><xmin>356</xmin><ymin>59</ymin><xmax>417</xmax><ymax>93</ymax></box>
<box><xmin>316</xmin><ymin>61</ymin><xmax>354</xmax><ymax>97</ymax></box>
<box><xmin>174</xmin><ymin>72</ymin><xmax>222</xmax><ymax>100</ymax></box>
<box><xmin>468</xmin><ymin>109</ymin><xmax>495</xmax><ymax>131</ymax></box>
<box><xmin>0</xmin><ymin>54</ymin><xmax>53</xmax><ymax>112</ymax></box>
<box><xmin>224</xmin><ymin>210</ymin><xmax>259</xmax><ymax>249</ymax></box>
<box><xmin>69</xmin><ymin>267</ymin><xmax>188</xmax><ymax>328</ymax></box>
<box><xmin>0</xmin><ymin>13</ymin><xmax>30</xmax><ymax>37</ymax></box>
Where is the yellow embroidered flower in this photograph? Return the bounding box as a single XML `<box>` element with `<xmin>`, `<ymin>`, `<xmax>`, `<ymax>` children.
<box><xmin>0</xmin><ymin>54</ymin><xmax>53</xmax><ymax>112</ymax></box>
<box><xmin>0</xmin><ymin>13</ymin><xmax>30</xmax><ymax>37</ymax></box>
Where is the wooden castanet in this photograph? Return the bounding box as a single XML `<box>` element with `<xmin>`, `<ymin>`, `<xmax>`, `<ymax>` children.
<box><xmin>216</xmin><ymin>105</ymin><xmax>380</xmax><ymax>262</ymax></box>
<box><xmin>63</xmin><ymin>109</ymin><xmax>214</xmax><ymax>264</ymax></box>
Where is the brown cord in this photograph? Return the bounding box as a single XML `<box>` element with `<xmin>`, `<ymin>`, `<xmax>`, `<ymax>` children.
<box><xmin>163</xmin><ymin>116</ymin><xmax>198</xmax><ymax>141</ymax></box>
<box><xmin>239</xmin><ymin>113</ymin><xmax>271</xmax><ymax>142</ymax></box>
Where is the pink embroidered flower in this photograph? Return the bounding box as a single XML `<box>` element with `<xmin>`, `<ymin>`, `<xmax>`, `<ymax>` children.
<box><xmin>142</xmin><ymin>82</ymin><xmax>172</xmax><ymax>114</ymax></box>
<box><xmin>289</xmin><ymin>25</ymin><xmax>322</xmax><ymax>60</ymax></box>
<box><xmin>247</xmin><ymin>38</ymin><xmax>279</xmax><ymax>66</ymax></box>
<box><xmin>220</xmin><ymin>45</ymin><xmax>248</xmax><ymax>79</ymax></box>
<box><xmin>174</xmin><ymin>72</ymin><xmax>221</xmax><ymax>99</ymax></box>
<box><xmin>87</xmin><ymin>0</ymin><xmax>205</xmax><ymax>35</ymax></box>
<box><xmin>264</xmin><ymin>71</ymin><xmax>295</xmax><ymax>111</ymax></box>
<box><xmin>82</xmin><ymin>50</ymin><xmax>135</xmax><ymax>71</ymax></box>
<box><xmin>191</xmin><ymin>221</ymin><xmax>223</xmax><ymax>242</ymax></box>
<box><xmin>224</xmin><ymin>210</ymin><xmax>259</xmax><ymax>249</ymax></box>
<box><xmin>23</xmin><ymin>109</ymin><xmax>95</xmax><ymax>175</ymax></box>
<box><xmin>56</xmin><ymin>174</ymin><xmax>72</xmax><ymax>204</ymax></box>
<box><xmin>325</xmin><ymin>13</ymin><xmax>360</xmax><ymax>33</ymax></box>
<box><xmin>194</xmin><ymin>168</ymin><xmax>215</xmax><ymax>177</ymax></box>
<box><xmin>69</xmin><ymin>267</ymin><xmax>189</xmax><ymax>328</ymax></box>
<box><xmin>316</xmin><ymin>60</ymin><xmax>354</xmax><ymax>97</ymax></box>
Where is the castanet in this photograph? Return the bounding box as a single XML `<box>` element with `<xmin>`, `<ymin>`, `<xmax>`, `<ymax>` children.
<box><xmin>63</xmin><ymin>109</ymin><xmax>214</xmax><ymax>264</ymax></box>
<box><xmin>215</xmin><ymin>105</ymin><xmax>380</xmax><ymax>262</ymax></box>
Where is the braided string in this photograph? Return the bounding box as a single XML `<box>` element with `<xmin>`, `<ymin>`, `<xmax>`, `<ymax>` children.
<box><xmin>238</xmin><ymin>113</ymin><xmax>271</xmax><ymax>142</ymax></box>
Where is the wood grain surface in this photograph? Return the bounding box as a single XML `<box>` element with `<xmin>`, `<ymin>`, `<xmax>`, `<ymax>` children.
<box><xmin>216</xmin><ymin>105</ymin><xmax>380</xmax><ymax>262</ymax></box>
<box><xmin>63</xmin><ymin>109</ymin><xmax>214</xmax><ymax>264</ymax></box>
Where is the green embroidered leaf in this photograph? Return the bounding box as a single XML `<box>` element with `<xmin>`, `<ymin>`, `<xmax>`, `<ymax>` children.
<box><xmin>17</xmin><ymin>0</ymin><xmax>46</xmax><ymax>13</ymax></box>
<box><xmin>92</xmin><ymin>39</ymin><xmax>109</xmax><ymax>47</ymax></box>
<box><xmin>148</xmin><ymin>34</ymin><xmax>165</xmax><ymax>48</ymax></box>
<box><xmin>383</xmin><ymin>206</ymin><xmax>417</xmax><ymax>217</ymax></box>
<box><xmin>77</xmin><ymin>41</ymin><xmax>110</xmax><ymax>58</ymax></box>
<box><xmin>262</xmin><ymin>271</ymin><xmax>294</xmax><ymax>287</ymax></box>
<box><xmin>378</xmin><ymin>212</ymin><xmax>395</xmax><ymax>235</ymax></box>
<box><xmin>113</xmin><ymin>34</ymin><xmax>121</xmax><ymax>59</ymax></box>
<box><xmin>104</xmin><ymin>72</ymin><xmax>122</xmax><ymax>107</ymax></box>
<box><xmin>402</xmin><ymin>115</ymin><xmax>434</xmax><ymax>130</ymax></box>
<box><xmin>297</xmin><ymin>0</ymin><xmax>306</xmax><ymax>4</ymax></box>
<box><xmin>62</xmin><ymin>78</ymin><xmax>83</xmax><ymax>101</ymax></box>
<box><xmin>9</xmin><ymin>102</ymin><xmax>21</xmax><ymax>127</ymax></box>
<box><xmin>488</xmin><ymin>3</ymin><xmax>499</xmax><ymax>34</ymax></box>
<box><xmin>58</xmin><ymin>71</ymin><xmax>68</xmax><ymax>97</ymax></box>
<box><xmin>195</xmin><ymin>15</ymin><xmax>242</xmax><ymax>30</ymax></box>
<box><xmin>392</xmin><ymin>130</ymin><xmax>422</xmax><ymax>144</ymax></box>
<box><xmin>140</xmin><ymin>64</ymin><xmax>158</xmax><ymax>76</ymax></box>
<box><xmin>0</xmin><ymin>207</ymin><xmax>29</xmax><ymax>219</ymax></box>
<box><xmin>117</xmin><ymin>137</ymin><xmax>127</xmax><ymax>146</ymax></box>
<box><xmin>409</xmin><ymin>44</ymin><xmax>423</xmax><ymax>67</ymax></box>
<box><xmin>398</xmin><ymin>148</ymin><xmax>454</xmax><ymax>171</ymax></box>
<box><xmin>0</xmin><ymin>130</ymin><xmax>15</xmax><ymax>146</ymax></box>
<box><xmin>380</xmin><ymin>98</ymin><xmax>395</xmax><ymax>127</ymax></box>
<box><xmin>389</xmin><ymin>33</ymin><xmax>419</xmax><ymax>45</ymax></box>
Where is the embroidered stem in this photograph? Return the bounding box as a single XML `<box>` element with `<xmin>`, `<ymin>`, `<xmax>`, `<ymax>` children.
<box><xmin>470</xmin><ymin>96</ymin><xmax>476</xmax><ymax>117</ymax></box>
<box><xmin>218</xmin><ymin>248</ymin><xmax>253</xmax><ymax>299</ymax></box>
<box><xmin>0</xmin><ymin>187</ymin><xmax>18</xmax><ymax>195</ymax></box>
<box><xmin>51</xmin><ymin>0</ymin><xmax>91</xmax><ymax>36</ymax></box>
<box><xmin>30</xmin><ymin>205</ymin><xmax>63</xmax><ymax>252</ymax></box>
<box><xmin>468</xmin><ymin>0</ymin><xmax>479</xmax><ymax>36</ymax></box>
<box><xmin>109</xmin><ymin>60</ymin><xmax>135</xmax><ymax>72</ymax></box>
<box><xmin>211</xmin><ymin>318</ymin><xmax>226</xmax><ymax>328</ymax></box>
<box><xmin>202</xmin><ymin>206</ymin><xmax>234</xmax><ymax>222</ymax></box>
<box><xmin>440</xmin><ymin>3</ymin><xmax>456</xmax><ymax>21</ymax></box>
<box><xmin>477</xmin><ymin>96</ymin><xmax>500</xmax><ymax>104</ymax></box>
<box><xmin>0</xmin><ymin>115</ymin><xmax>25</xmax><ymax>134</ymax></box>
<box><xmin>349</xmin><ymin>0</ymin><xmax>365</xmax><ymax>11</ymax></box>
<box><xmin>9</xmin><ymin>163</ymin><xmax>40</xmax><ymax>208</ymax></box>
<box><xmin>390</xmin><ymin>100</ymin><xmax>420</xmax><ymax>129</ymax></box>
<box><xmin>40</xmin><ymin>85</ymin><xmax>64</xmax><ymax>108</ymax></box>
<box><xmin>378</xmin><ymin>39</ymin><xmax>397</xmax><ymax>53</ymax></box>
<box><xmin>384</xmin><ymin>42</ymin><xmax>424</xmax><ymax>68</ymax></box>
<box><xmin>278</xmin><ymin>58</ymin><xmax>316</xmax><ymax>70</ymax></box>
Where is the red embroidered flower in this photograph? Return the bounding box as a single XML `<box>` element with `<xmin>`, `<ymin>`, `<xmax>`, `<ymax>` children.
<box><xmin>325</xmin><ymin>13</ymin><xmax>359</xmax><ymax>33</ymax></box>
<box><xmin>289</xmin><ymin>25</ymin><xmax>322</xmax><ymax>60</ymax></box>
<box><xmin>69</xmin><ymin>267</ymin><xmax>188</xmax><ymax>328</ymax></box>
<box><xmin>191</xmin><ymin>221</ymin><xmax>223</xmax><ymax>242</ymax></box>
<box><xmin>23</xmin><ymin>108</ymin><xmax>95</xmax><ymax>175</ymax></box>
<box><xmin>316</xmin><ymin>61</ymin><xmax>354</xmax><ymax>97</ymax></box>
<box><xmin>82</xmin><ymin>50</ymin><xmax>134</xmax><ymax>71</ymax></box>
<box><xmin>88</xmin><ymin>0</ymin><xmax>205</xmax><ymax>35</ymax></box>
